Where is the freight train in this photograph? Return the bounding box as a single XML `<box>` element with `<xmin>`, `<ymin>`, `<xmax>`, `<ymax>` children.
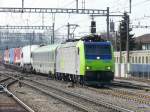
<box><xmin>2</xmin><ymin>35</ymin><xmax>115</xmax><ymax>85</ymax></box>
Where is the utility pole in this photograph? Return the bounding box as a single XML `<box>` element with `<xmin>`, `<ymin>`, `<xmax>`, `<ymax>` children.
<box><xmin>82</xmin><ymin>0</ymin><xmax>85</xmax><ymax>9</ymax></box>
<box><xmin>76</xmin><ymin>0</ymin><xmax>78</xmax><ymax>12</ymax></box>
<box><xmin>115</xmin><ymin>31</ymin><xmax>118</xmax><ymax>51</ymax></box>
<box><xmin>67</xmin><ymin>23</ymin><xmax>79</xmax><ymax>40</ymax></box>
<box><xmin>126</xmin><ymin>14</ymin><xmax>129</xmax><ymax>63</ymax></box>
<box><xmin>22</xmin><ymin>0</ymin><xmax>24</xmax><ymax>13</ymax></box>
<box><xmin>119</xmin><ymin>23</ymin><xmax>122</xmax><ymax>63</ymax></box>
<box><xmin>106</xmin><ymin>7</ymin><xmax>110</xmax><ymax>40</ymax></box>
<box><xmin>67</xmin><ymin>23</ymin><xmax>70</xmax><ymax>40</ymax></box>
<box><xmin>52</xmin><ymin>22</ymin><xmax>55</xmax><ymax>44</ymax></box>
<box><xmin>52</xmin><ymin>14</ymin><xmax>55</xmax><ymax>44</ymax></box>
<box><xmin>42</xmin><ymin>13</ymin><xmax>44</xmax><ymax>28</ymax></box>
<box><xmin>129</xmin><ymin>0</ymin><xmax>132</xmax><ymax>13</ymax></box>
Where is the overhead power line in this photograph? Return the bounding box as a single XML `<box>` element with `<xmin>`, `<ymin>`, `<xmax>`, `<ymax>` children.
<box><xmin>132</xmin><ymin>0</ymin><xmax>150</xmax><ymax>7</ymax></box>
<box><xmin>62</xmin><ymin>0</ymin><xmax>75</xmax><ymax>8</ymax></box>
<box><xmin>111</xmin><ymin>0</ymin><xmax>150</xmax><ymax>14</ymax></box>
<box><xmin>131</xmin><ymin>15</ymin><xmax>150</xmax><ymax>22</ymax></box>
<box><xmin>132</xmin><ymin>25</ymin><xmax>150</xmax><ymax>29</ymax></box>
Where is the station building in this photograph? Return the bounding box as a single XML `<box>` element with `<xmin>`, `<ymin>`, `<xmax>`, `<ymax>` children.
<box><xmin>114</xmin><ymin>34</ymin><xmax>150</xmax><ymax>80</ymax></box>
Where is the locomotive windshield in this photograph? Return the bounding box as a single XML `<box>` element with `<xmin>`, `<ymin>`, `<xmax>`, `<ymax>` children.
<box><xmin>84</xmin><ymin>42</ymin><xmax>112</xmax><ymax>59</ymax></box>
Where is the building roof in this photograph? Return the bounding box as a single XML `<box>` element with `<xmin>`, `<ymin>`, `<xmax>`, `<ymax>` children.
<box><xmin>135</xmin><ymin>34</ymin><xmax>150</xmax><ymax>44</ymax></box>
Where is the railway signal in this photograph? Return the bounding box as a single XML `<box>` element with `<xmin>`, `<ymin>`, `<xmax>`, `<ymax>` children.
<box><xmin>91</xmin><ymin>20</ymin><xmax>96</xmax><ymax>34</ymax></box>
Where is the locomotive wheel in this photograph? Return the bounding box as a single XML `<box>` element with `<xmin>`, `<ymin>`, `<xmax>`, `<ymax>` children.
<box><xmin>80</xmin><ymin>75</ymin><xmax>84</xmax><ymax>85</ymax></box>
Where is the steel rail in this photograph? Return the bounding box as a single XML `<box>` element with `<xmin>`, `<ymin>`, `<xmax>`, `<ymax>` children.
<box><xmin>112</xmin><ymin>81</ymin><xmax>150</xmax><ymax>91</ymax></box>
<box><xmin>4</xmin><ymin>89</ymin><xmax>35</xmax><ymax>112</ymax></box>
<box><xmin>2</xmin><ymin>71</ymin><xmax>150</xmax><ymax>105</ymax></box>
<box><xmin>24</xmin><ymin>78</ymin><xmax>133</xmax><ymax>112</ymax></box>
<box><xmin>22</xmin><ymin>80</ymin><xmax>97</xmax><ymax>112</ymax></box>
<box><xmin>0</xmin><ymin>77</ymin><xmax>11</xmax><ymax>83</ymax></box>
<box><xmin>1</xmin><ymin>71</ymin><xmax>134</xmax><ymax>112</ymax></box>
<box><xmin>1</xmin><ymin>76</ymin><xmax>35</xmax><ymax>112</ymax></box>
<box><xmin>3</xmin><ymin>74</ymin><xmax>94</xmax><ymax>112</ymax></box>
<box><xmin>1</xmin><ymin>70</ymin><xmax>144</xmax><ymax>112</ymax></box>
<box><xmin>86</xmin><ymin>86</ymin><xmax>150</xmax><ymax>105</ymax></box>
<box><xmin>110</xmin><ymin>88</ymin><xmax>150</xmax><ymax>105</ymax></box>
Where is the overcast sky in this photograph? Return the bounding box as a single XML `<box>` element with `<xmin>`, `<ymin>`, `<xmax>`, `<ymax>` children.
<box><xmin>0</xmin><ymin>0</ymin><xmax>150</xmax><ymax>37</ymax></box>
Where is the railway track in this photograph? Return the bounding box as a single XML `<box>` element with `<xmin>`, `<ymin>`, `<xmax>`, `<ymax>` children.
<box><xmin>115</xmin><ymin>77</ymin><xmax>150</xmax><ymax>85</ymax></box>
<box><xmin>22</xmin><ymin>78</ymin><xmax>134</xmax><ymax>112</ymax></box>
<box><xmin>31</xmin><ymin>78</ymin><xmax>150</xmax><ymax>111</ymax></box>
<box><xmin>86</xmin><ymin>86</ymin><xmax>150</xmax><ymax>105</ymax></box>
<box><xmin>0</xmin><ymin>92</ymin><xmax>28</xmax><ymax>112</ymax></box>
<box><xmin>0</xmin><ymin>77</ymin><xmax>35</xmax><ymax>112</ymax></box>
<box><xmin>1</xmin><ymin>68</ymin><xmax>150</xmax><ymax>111</ymax></box>
<box><xmin>112</xmin><ymin>80</ymin><xmax>150</xmax><ymax>91</ymax></box>
<box><xmin>2</xmin><ymin>71</ymin><xmax>133</xmax><ymax>112</ymax></box>
<box><xmin>3</xmin><ymin>66</ymin><xmax>150</xmax><ymax>91</ymax></box>
<box><xmin>0</xmin><ymin>77</ymin><xmax>11</xmax><ymax>83</ymax></box>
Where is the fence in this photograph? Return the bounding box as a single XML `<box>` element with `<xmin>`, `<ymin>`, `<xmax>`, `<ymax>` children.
<box><xmin>115</xmin><ymin>63</ymin><xmax>150</xmax><ymax>80</ymax></box>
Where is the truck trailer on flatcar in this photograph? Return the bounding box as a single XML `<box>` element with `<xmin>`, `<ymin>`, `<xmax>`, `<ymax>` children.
<box><xmin>20</xmin><ymin>45</ymin><xmax>39</xmax><ymax>72</ymax></box>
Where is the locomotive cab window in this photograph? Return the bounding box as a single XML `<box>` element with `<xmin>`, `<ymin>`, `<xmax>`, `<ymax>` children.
<box><xmin>84</xmin><ymin>42</ymin><xmax>112</xmax><ymax>60</ymax></box>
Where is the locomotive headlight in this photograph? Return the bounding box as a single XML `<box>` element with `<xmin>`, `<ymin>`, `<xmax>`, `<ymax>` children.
<box><xmin>86</xmin><ymin>66</ymin><xmax>91</xmax><ymax>70</ymax></box>
<box><xmin>86</xmin><ymin>66</ymin><xmax>90</xmax><ymax>70</ymax></box>
<box><xmin>106</xmin><ymin>66</ymin><xmax>111</xmax><ymax>70</ymax></box>
<box><xmin>97</xmin><ymin>56</ymin><xmax>100</xmax><ymax>60</ymax></box>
